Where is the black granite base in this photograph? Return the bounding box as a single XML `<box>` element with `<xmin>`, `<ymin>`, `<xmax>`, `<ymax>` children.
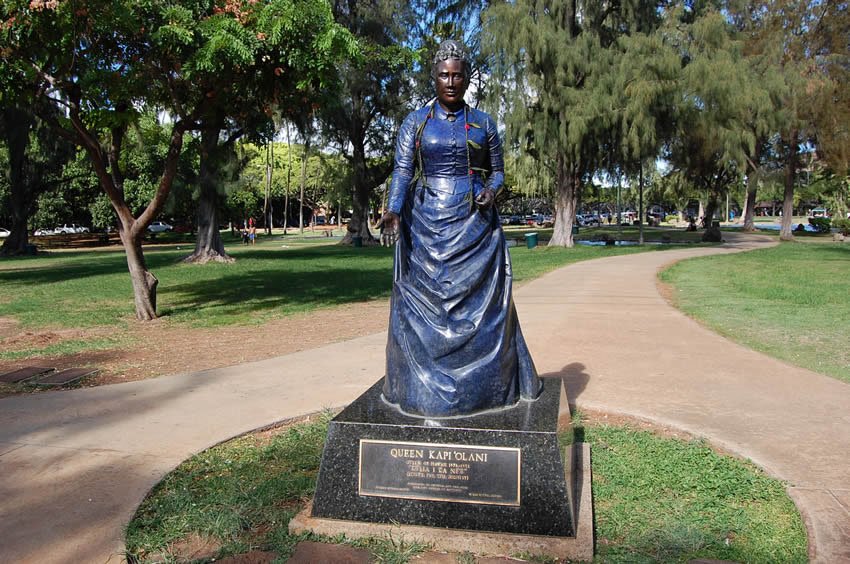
<box><xmin>311</xmin><ymin>377</ymin><xmax>575</xmax><ymax>537</ymax></box>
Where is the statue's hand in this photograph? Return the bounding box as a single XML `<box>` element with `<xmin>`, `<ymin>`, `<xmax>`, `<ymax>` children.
<box><xmin>379</xmin><ymin>211</ymin><xmax>400</xmax><ymax>247</ymax></box>
<box><xmin>475</xmin><ymin>188</ymin><xmax>495</xmax><ymax>211</ymax></box>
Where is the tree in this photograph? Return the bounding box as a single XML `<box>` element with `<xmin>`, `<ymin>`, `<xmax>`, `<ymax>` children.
<box><xmin>1</xmin><ymin>0</ymin><xmax>354</xmax><ymax>318</ymax></box>
<box><xmin>658</xmin><ymin>6</ymin><xmax>791</xmax><ymax>241</ymax></box>
<box><xmin>321</xmin><ymin>0</ymin><xmax>416</xmax><ymax>246</ymax></box>
<box><xmin>738</xmin><ymin>0</ymin><xmax>850</xmax><ymax>239</ymax></box>
<box><xmin>1</xmin><ymin>0</ymin><xmax>195</xmax><ymax>318</ymax></box>
<box><xmin>483</xmin><ymin>1</ymin><xmax>673</xmax><ymax>247</ymax></box>
<box><xmin>0</xmin><ymin>102</ymin><xmax>74</xmax><ymax>255</ymax></box>
<box><xmin>140</xmin><ymin>0</ymin><xmax>356</xmax><ymax>263</ymax></box>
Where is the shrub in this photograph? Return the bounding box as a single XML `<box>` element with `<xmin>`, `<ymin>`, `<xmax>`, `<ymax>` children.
<box><xmin>831</xmin><ymin>218</ymin><xmax>850</xmax><ymax>235</ymax></box>
<box><xmin>808</xmin><ymin>217</ymin><xmax>831</xmax><ymax>233</ymax></box>
<box><xmin>665</xmin><ymin>214</ymin><xmax>679</xmax><ymax>223</ymax></box>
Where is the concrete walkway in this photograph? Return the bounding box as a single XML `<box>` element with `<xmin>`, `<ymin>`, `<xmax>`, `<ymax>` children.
<box><xmin>1</xmin><ymin>232</ymin><xmax>848</xmax><ymax>563</ymax></box>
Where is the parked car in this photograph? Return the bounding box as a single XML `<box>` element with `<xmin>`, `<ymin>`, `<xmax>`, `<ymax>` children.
<box><xmin>0</xmin><ymin>228</ymin><xmax>9</xmax><ymax>238</ymax></box>
<box><xmin>147</xmin><ymin>221</ymin><xmax>173</xmax><ymax>233</ymax></box>
<box><xmin>576</xmin><ymin>214</ymin><xmax>599</xmax><ymax>226</ymax></box>
<box><xmin>33</xmin><ymin>228</ymin><xmax>54</xmax><ymax>236</ymax></box>
<box><xmin>54</xmin><ymin>224</ymin><xmax>89</xmax><ymax>234</ymax></box>
<box><xmin>536</xmin><ymin>215</ymin><xmax>554</xmax><ymax>228</ymax></box>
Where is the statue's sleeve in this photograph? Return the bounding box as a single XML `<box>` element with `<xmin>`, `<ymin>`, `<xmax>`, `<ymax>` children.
<box><xmin>485</xmin><ymin>114</ymin><xmax>505</xmax><ymax>194</ymax></box>
<box><xmin>387</xmin><ymin>112</ymin><xmax>418</xmax><ymax>215</ymax></box>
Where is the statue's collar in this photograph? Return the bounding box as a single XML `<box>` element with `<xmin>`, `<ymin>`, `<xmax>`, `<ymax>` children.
<box><xmin>434</xmin><ymin>103</ymin><xmax>465</xmax><ymax>122</ymax></box>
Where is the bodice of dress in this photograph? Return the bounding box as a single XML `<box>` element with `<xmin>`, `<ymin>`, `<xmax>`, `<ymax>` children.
<box><xmin>387</xmin><ymin>103</ymin><xmax>505</xmax><ymax>214</ymax></box>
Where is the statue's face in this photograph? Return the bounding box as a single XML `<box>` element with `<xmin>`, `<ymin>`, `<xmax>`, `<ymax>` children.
<box><xmin>434</xmin><ymin>59</ymin><xmax>467</xmax><ymax>110</ymax></box>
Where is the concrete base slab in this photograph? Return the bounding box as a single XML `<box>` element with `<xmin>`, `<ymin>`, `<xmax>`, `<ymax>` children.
<box><xmin>290</xmin><ymin>443</ymin><xmax>593</xmax><ymax>562</ymax></box>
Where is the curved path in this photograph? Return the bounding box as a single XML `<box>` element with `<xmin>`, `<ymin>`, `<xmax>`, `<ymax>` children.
<box><xmin>1</xmin><ymin>233</ymin><xmax>848</xmax><ymax>563</ymax></box>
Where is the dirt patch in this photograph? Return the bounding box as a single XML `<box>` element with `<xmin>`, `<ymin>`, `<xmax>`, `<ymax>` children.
<box><xmin>0</xmin><ymin>300</ymin><xmax>389</xmax><ymax>395</ymax></box>
<box><xmin>216</xmin><ymin>551</ymin><xmax>278</xmax><ymax>564</ymax></box>
<box><xmin>0</xmin><ymin>316</ymin><xmax>19</xmax><ymax>339</ymax></box>
<box><xmin>578</xmin><ymin>408</ymin><xmax>697</xmax><ymax>443</ymax></box>
<box><xmin>146</xmin><ymin>532</ymin><xmax>222</xmax><ymax>563</ymax></box>
<box><xmin>655</xmin><ymin>277</ymin><xmax>678</xmax><ymax>308</ymax></box>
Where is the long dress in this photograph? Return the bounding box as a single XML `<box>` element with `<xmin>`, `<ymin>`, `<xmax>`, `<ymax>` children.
<box><xmin>382</xmin><ymin>101</ymin><xmax>541</xmax><ymax>418</ymax></box>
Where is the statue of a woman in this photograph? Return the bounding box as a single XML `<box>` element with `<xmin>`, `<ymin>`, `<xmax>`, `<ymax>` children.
<box><xmin>379</xmin><ymin>40</ymin><xmax>542</xmax><ymax>418</ymax></box>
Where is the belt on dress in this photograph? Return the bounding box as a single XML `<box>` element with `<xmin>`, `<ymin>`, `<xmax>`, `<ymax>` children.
<box><xmin>420</xmin><ymin>175</ymin><xmax>480</xmax><ymax>194</ymax></box>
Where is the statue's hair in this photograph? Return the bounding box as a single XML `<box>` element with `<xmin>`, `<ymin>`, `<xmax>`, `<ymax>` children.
<box><xmin>431</xmin><ymin>39</ymin><xmax>470</xmax><ymax>82</ymax></box>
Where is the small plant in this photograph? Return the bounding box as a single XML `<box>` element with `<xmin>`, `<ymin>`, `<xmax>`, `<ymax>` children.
<box><xmin>666</xmin><ymin>214</ymin><xmax>679</xmax><ymax>223</ymax></box>
<box><xmin>808</xmin><ymin>216</ymin><xmax>831</xmax><ymax>233</ymax></box>
<box><xmin>831</xmin><ymin>217</ymin><xmax>850</xmax><ymax>235</ymax></box>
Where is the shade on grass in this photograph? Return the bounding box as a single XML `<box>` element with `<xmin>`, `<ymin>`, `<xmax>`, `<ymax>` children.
<box><xmin>0</xmin><ymin>238</ymin><xmax>650</xmax><ymax>336</ymax></box>
<box><xmin>660</xmin><ymin>241</ymin><xmax>850</xmax><ymax>383</ymax></box>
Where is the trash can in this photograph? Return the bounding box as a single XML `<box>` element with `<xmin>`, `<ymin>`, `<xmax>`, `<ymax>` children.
<box><xmin>572</xmin><ymin>225</ymin><xmax>579</xmax><ymax>235</ymax></box>
<box><xmin>524</xmin><ymin>232</ymin><xmax>538</xmax><ymax>249</ymax></box>
<box><xmin>352</xmin><ymin>235</ymin><xmax>363</xmax><ymax>248</ymax></box>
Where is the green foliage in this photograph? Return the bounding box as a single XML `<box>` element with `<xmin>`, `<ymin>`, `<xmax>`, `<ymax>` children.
<box><xmin>660</xmin><ymin>242</ymin><xmax>850</xmax><ymax>382</ymax></box>
<box><xmin>807</xmin><ymin>217</ymin><xmax>831</xmax><ymax>233</ymax></box>
<box><xmin>831</xmin><ymin>218</ymin><xmax>850</xmax><ymax>235</ymax></box>
<box><xmin>483</xmin><ymin>1</ymin><xmax>673</xmax><ymax>187</ymax></box>
<box><xmin>237</xmin><ymin>141</ymin><xmax>352</xmax><ymax>211</ymax></box>
<box><xmin>664</xmin><ymin>6</ymin><xmax>786</xmax><ymax>202</ymax></box>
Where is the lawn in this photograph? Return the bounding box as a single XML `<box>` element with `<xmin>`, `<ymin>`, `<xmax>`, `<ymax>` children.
<box><xmin>0</xmin><ymin>233</ymin><xmax>659</xmax><ymax>337</ymax></box>
<box><xmin>124</xmin><ymin>415</ymin><xmax>806</xmax><ymax>563</ymax></box>
<box><xmin>660</xmin><ymin>241</ymin><xmax>850</xmax><ymax>383</ymax></box>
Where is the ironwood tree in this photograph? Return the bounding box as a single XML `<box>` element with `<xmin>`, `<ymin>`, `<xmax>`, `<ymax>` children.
<box><xmin>483</xmin><ymin>1</ymin><xmax>672</xmax><ymax>247</ymax></box>
<box><xmin>738</xmin><ymin>0</ymin><xmax>850</xmax><ymax>239</ymax></box>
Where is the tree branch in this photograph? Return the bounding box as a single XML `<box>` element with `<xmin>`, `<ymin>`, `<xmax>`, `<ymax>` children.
<box><xmin>134</xmin><ymin>121</ymin><xmax>188</xmax><ymax>236</ymax></box>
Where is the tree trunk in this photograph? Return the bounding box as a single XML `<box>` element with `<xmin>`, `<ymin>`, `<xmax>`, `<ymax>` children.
<box><xmin>0</xmin><ymin>107</ymin><xmax>33</xmax><ymax>256</ymax></box>
<box><xmin>299</xmin><ymin>144</ymin><xmax>307</xmax><ymax>234</ymax></box>
<box><xmin>702</xmin><ymin>192</ymin><xmax>722</xmax><ymax>242</ymax></box>
<box><xmin>340</xmin><ymin>132</ymin><xmax>377</xmax><ymax>245</ymax></box>
<box><xmin>780</xmin><ymin>131</ymin><xmax>798</xmax><ymax>241</ymax></box>
<box><xmin>122</xmin><ymin>229</ymin><xmax>158</xmax><ymax>320</ymax></box>
<box><xmin>283</xmin><ymin>122</ymin><xmax>292</xmax><ymax>234</ymax></box>
<box><xmin>264</xmin><ymin>142</ymin><xmax>273</xmax><ymax>235</ymax></box>
<box><xmin>742</xmin><ymin>175</ymin><xmax>758</xmax><ymax>232</ymax></box>
<box><xmin>183</xmin><ymin>125</ymin><xmax>234</xmax><ymax>263</ymax></box>
<box><xmin>548</xmin><ymin>156</ymin><xmax>580</xmax><ymax>247</ymax></box>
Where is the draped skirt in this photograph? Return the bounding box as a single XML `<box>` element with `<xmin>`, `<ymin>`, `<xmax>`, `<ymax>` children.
<box><xmin>382</xmin><ymin>176</ymin><xmax>541</xmax><ymax>417</ymax></box>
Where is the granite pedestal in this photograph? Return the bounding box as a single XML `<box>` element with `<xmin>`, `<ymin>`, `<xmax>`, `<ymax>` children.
<box><xmin>303</xmin><ymin>376</ymin><xmax>580</xmax><ymax>541</ymax></box>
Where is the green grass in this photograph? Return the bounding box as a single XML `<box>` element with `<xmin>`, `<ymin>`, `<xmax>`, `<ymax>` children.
<box><xmin>0</xmin><ymin>234</ymin><xmax>665</xmax><ymax>335</ymax></box>
<box><xmin>125</xmin><ymin>417</ymin><xmax>806</xmax><ymax>563</ymax></box>
<box><xmin>585</xmin><ymin>424</ymin><xmax>807</xmax><ymax>563</ymax></box>
<box><xmin>503</xmin><ymin>225</ymin><xmax>709</xmax><ymax>244</ymax></box>
<box><xmin>126</xmin><ymin>414</ymin><xmax>331</xmax><ymax>563</ymax></box>
<box><xmin>660</xmin><ymin>241</ymin><xmax>850</xmax><ymax>382</ymax></box>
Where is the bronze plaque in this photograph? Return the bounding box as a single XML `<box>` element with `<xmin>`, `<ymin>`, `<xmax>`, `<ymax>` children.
<box><xmin>358</xmin><ymin>439</ymin><xmax>521</xmax><ymax>506</ymax></box>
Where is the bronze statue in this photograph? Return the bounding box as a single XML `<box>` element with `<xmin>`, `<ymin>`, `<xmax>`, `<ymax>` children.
<box><xmin>380</xmin><ymin>40</ymin><xmax>542</xmax><ymax>417</ymax></box>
